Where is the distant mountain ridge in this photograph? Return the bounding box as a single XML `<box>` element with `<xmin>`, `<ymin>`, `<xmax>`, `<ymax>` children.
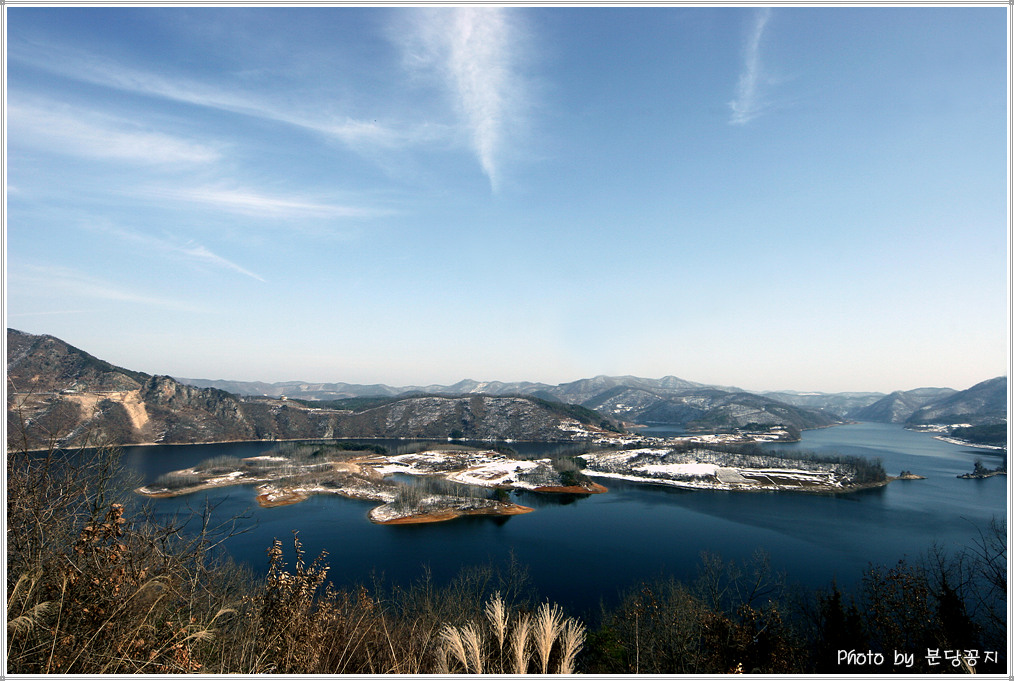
<box><xmin>179</xmin><ymin>371</ymin><xmax>1007</xmax><ymax>433</ymax></box>
<box><xmin>175</xmin><ymin>374</ymin><xmax>722</xmax><ymax>401</ymax></box>
<box><xmin>178</xmin><ymin>374</ymin><xmax>837</xmax><ymax>431</ymax></box>
<box><xmin>178</xmin><ymin>374</ymin><xmax>1004</xmax><ymax>430</ymax></box>
<box><xmin>759</xmin><ymin>390</ymin><xmax>887</xmax><ymax>419</ymax></box>
<box><xmin>8</xmin><ymin>329</ymin><xmax>1005</xmax><ymax>450</ymax></box>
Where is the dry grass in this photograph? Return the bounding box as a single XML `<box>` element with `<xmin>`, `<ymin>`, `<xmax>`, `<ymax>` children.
<box><xmin>558</xmin><ymin>617</ymin><xmax>586</xmax><ymax>674</ymax></box>
<box><xmin>533</xmin><ymin>601</ymin><xmax>566</xmax><ymax>673</ymax></box>
<box><xmin>438</xmin><ymin>594</ymin><xmax>586</xmax><ymax>674</ymax></box>
<box><xmin>509</xmin><ymin>612</ymin><xmax>532</xmax><ymax>674</ymax></box>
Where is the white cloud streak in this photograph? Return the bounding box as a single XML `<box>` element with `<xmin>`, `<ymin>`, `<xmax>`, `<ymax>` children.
<box><xmin>403</xmin><ymin>8</ymin><xmax>527</xmax><ymax>191</ymax></box>
<box><xmin>179</xmin><ymin>243</ymin><xmax>266</xmax><ymax>282</ymax></box>
<box><xmin>10</xmin><ymin>40</ymin><xmax>434</xmax><ymax>154</ymax></box>
<box><xmin>141</xmin><ymin>186</ymin><xmax>390</xmax><ymax>222</ymax></box>
<box><xmin>8</xmin><ymin>100</ymin><xmax>220</xmax><ymax>164</ymax></box>
<box><xmin>88</xmin><ymin>224</ymin><xmax>266</xmax><ymax>282</ymax></box>
<box><xmin>729</xmin><ymin>8</ymin><xmax>773</xmax><ymax>126</ymax></box>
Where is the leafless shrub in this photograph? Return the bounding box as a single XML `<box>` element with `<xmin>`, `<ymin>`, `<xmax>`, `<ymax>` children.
<box><xmin>154</xmin><ymin>470</ymin><xmax>202</xmax><ymax>489</ymax></box>
<box><xmin>195</xmin><ymin>455</ymin><xmax>244</xmax><ymax>473</ymax></box>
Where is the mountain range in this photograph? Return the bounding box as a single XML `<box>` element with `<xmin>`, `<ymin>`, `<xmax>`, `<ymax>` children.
<box><xmin>178</xmin><ymin>373</ymin><xmax>841</xmax><ymax>432</ymax></box>
<box><xmin>6</xmin><ymin>329</ymin><xmax>1006</xmax><ymax>450</ymax></box>
<box><xmin>178</xmin><ymin>372</ymin><xmax>1006</xmax><ymax>431</ymax></box>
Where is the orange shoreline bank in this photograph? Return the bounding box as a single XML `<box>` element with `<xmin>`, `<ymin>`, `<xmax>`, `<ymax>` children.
<box><xmin>372</xmin><ymin>503</ymin><xmax>535</xmax><ymax>525</ymax></box>
<box><xmin>533</xmin><ymin>482</ymin><xmax>608</xmax><ymax>494</ymax></box>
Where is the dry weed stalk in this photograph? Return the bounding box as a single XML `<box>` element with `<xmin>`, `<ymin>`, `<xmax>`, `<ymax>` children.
<box><xmin>439</xmin><ymin>624</ymin><xmax>471</xmax><ymax>672</ymax></box>
<box><xmin>485</xmin><ymin>591</ymin><xmax>509</xmax><ymax>651</ymax></box>
<box><xmin>510</xmin><ymin>612</ymin><xmax>532</xmax><ymax>674</ymax></box>
<box><xmin>6</xmin><ymin>571</ymin><xmax>51</xmax><ymax>637</ymax></box>
<box><xmin>533</xmin><ymin>601</ymin><xmax>566</xmax><ymax>673</ymax></box>
<box><xmin>557</xmin><ymin>617</ymin><xmax>587</xmax><ymax>674</ymax></box>
<box><xmin>461</xmin><ymin>622</ymin><xmax>485</xmax><ymax>673</ymax></box>
<box><xmin>438</xmin><ymin>594</ymin><xmax>585</xmax><ymax>674</ymax></box>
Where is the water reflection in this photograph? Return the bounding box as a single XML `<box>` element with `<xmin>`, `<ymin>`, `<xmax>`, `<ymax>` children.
<box><xmin>513</xmin><ymin>490</ymin><xmax>593</xmax><ymax>507</ymax></box>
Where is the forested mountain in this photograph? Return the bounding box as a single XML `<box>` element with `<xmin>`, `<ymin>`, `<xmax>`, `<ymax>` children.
<box><xmin>905</xmin><ymin>377</ymin><xmax>1007</xmax><ymax>426</ymax></box>
<box><xmin>852</xmin><ymin>387</ymin><xmax>958</xmax><ymax>424</ymax></box>
<box><xmin>181</xmin><ymin>373</ymin><xmax>835</xmax><ymax>431</ymax></box>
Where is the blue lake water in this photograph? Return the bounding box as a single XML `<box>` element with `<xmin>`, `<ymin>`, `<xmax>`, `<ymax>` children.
<box><xmin>119</xmin><ymin>423</ymin><xmax>1006</xmax><ymax>619</ymax></box>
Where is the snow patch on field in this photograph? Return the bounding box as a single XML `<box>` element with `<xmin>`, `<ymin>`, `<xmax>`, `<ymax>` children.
<box><xmin>634</xmin><ymin>462</ymin><xmax>718</xmax><ymax>477</ymax></box>
<box><xmin>447</xmin><ymin>458</ymin><xmax>542</xmax><ymax>488</ymax></box>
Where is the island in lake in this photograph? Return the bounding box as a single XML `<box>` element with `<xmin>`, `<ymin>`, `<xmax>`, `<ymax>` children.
<box><xmin>957</xmin><ymin>459</ymin><xmax>1007</xmax><ymax>480</ymax></box>
<box><xmin>137</xmin><ymin>441</ymin><xmax>608</xmax><ymax>524</ymax></box>
<box><xmin>136</xmin><ymin>428</ymin><xmax>910</xmax><ymax>524</ymax></box>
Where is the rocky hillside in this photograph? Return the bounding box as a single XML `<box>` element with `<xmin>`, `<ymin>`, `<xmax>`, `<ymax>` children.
<box><xmin>7</xmin><ymin>330</ymin><xmax>620</xmax><ymax>449</ymax></box>
<box><xmin>8</xmin><ymin>328</ymin><xmax>149</xmax><ymax>393</ymax></box>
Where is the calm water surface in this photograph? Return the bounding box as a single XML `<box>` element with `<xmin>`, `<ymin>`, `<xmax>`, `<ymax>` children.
<box><xmin>120</xmin><ymin>423</ymin><xmax>1006</xmax><ymax>618</ymax></box>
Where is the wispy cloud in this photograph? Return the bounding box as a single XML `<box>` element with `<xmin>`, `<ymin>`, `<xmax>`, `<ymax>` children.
<box><xmin>141</xmin><ymin>186</ymin><xmax>390</xmax><ymax>222</ymax></box>
<box><xmin>10</xmin><ymin>264</ymin><xmax>204</xmax><ymax>312</ymax></box>
<box><xmin>729</xmin><ymin>8</ymin><xmax>773</xmax><ymax>126</ymax></box>
<box><xmin>88</xmin><ymin>223</ymin><xmax>266</xmax><ymax>282</ymax></box>
<box><xmin>9</xmin><ymin>40</ymin><xmax>433</xmax><ymax>154</ymax></box>
<box><xmin>8</xmin><ymin>99</ymin><xmax>220</xmax><ymax>164</ymax></box>
<box><xmin>402</xmin><ymin>8</ymin><xmax>529</xmax><ymax>191</ymax></box>
<box><xmin>179</xmin><ymin>243</ymin><xmax>265</xmax><ymax>282</ymax></box>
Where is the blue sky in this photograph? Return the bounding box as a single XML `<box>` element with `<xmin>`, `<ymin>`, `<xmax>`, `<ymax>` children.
<box><xmin>5</xmin><ymin>6</ymin><xmax>1008</xmax><ymax>393</ymax></box>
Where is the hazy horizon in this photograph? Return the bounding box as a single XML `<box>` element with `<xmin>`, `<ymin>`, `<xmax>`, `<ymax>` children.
<box><xmin>10</xmin><ymin>323</ymin><xmax>1002</xmax><ymax>397</ymax></box>
<box><xmin>6</xmin><ymin>6</ymin><xmax>1007</xmax><ymax>396</ymax></box>
<box><xmin>170</xmin><ymin>370</ymin><xmax>1002</xmax><ymax>398</ymax></box>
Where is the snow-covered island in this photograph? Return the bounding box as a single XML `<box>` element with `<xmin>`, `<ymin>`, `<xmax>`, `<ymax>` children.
<box><xmin>135</xmin><ymin>442</ymin><xmax>604</xmax><ymax>524</ymax></box>
<box><xmin>579</xmin><ymin>443</ymin><xmax>892</xmax><ymax>492</ymax></box>
<box><xmin>136</xmin><ymin>431</ymin><xmax>902</xmax><ymax>523</ymax></box>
